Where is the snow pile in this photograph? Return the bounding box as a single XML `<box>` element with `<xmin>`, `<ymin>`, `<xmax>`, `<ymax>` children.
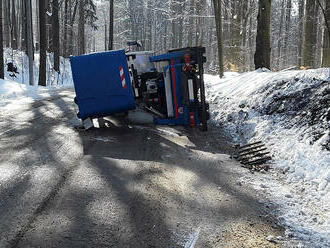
<box><xmin>205</xmin><ymin>68</ymin><xmax>330</xmax><ymax>246</ymax></box>
<box><xmin>206</xmin><ymin>68</ymin><xmax>330</xmax><ymax>188</ymax></box>
<box><xmin>0</xmin><ymin>78</ymin><xmax>72</xmax><ymax>108</ymax></box>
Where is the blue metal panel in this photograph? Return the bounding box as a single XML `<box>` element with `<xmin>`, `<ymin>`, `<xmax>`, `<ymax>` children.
<box><xmin>70</xmin><ymin>50</ymin><xmax>135</xmax><ymax>119</ymax></box>
<box><xmin>149</xmin><ymin>51</ymin><xmax>185</xmax><ymax>62</ymax></box>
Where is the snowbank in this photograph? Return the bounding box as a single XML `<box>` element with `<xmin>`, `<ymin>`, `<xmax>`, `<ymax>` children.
<box><xmin>0</xmin><ymin>78</ymin><xmax>72</xmax><ymax>108</ymax></box>
<box><xmin>205</xmin><ymin>68</ymin><xmax>330</xmax><ymax>246</ymax></box>
<box><xmin>0</xmin><ymin>49</ymin><xmax>74</xmax><ymax>109</ymax></box>
<box><xmin>3</xmin><ymin>48</ymin><xmax>73</xmax><ymax>86</ymax></box>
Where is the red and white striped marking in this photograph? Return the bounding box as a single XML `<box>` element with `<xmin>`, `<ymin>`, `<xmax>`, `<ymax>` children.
<box><xmin>119</xmin><ymin>66</ymin><xmax>127</xmax><ymax>89</ymax></box>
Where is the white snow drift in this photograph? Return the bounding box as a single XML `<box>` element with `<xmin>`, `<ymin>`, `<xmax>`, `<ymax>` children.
<box><xmin>206</xmin><ymin>68</ymin><xmax>330</xmax><ymax>247</ymax></box>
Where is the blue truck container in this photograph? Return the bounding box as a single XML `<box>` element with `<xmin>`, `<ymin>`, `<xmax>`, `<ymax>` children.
<box><xmin>70</xmin><ymin>50</ymin><xmax>135</xmax><ymax>120</ymax></box>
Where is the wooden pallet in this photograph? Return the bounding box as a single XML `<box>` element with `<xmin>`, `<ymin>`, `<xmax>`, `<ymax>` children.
<box><xmin>233</xmin><ymin>141</ymin><xmax>272</xmax><ymax>171</ymax></box>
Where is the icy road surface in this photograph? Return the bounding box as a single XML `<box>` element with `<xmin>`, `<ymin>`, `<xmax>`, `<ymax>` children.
<box><xmin>0</xmin><ymin>90</ymin><xmax>296</xmax><ymax>248</ymax></box>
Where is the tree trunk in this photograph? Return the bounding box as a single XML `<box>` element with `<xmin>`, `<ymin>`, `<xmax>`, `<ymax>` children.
<box><xmin>20</xmin><ymin>0</ymin><xmax>27</xmax><ymax>52</ymax></box>
<box><xmin>187</xmin><ymin>0</ymin><xmax>195</xmax><ymax>47</ymax></box>
<box><xmin>277</xmin><ymin>0</ymin><xmax>285</xmax><ymax>69</ymax></box>
<box><xmin>302</xmin><ymin>0</ymin><xmax>317</xmax><ymax>68</ymax></box>
<box><xmin>26</xmin><ymin>0</ymin><xmax>34</xmax><ymax>85</ymax></box>
<box><xmin>321</xmin><ymin>0</ymin><xmax>330</xmax><ymax>67</ymax></box>
<box><xmin>0</xmin><ymin>0</ymin><xmax>4</xmax><ymax>79</ymax></box>
<box><xmin>212</xmin><ymin>0</ymin><xmax>224</xmax><ymax>77</ymax></box>
<box><xmin>104</xmin><ymin>24</ymin><xmax>107</xmax><ymax>50</ymax></box>
<box><xmin>171</xmin><ymin>0</ymin><xmax>176</xmax><ymax>48</ymax></box>
<box><xmin>229</xmin><ymin>0</ymin><xmax>242</xmax><ymax>70</ymax></box>
<box><xmin>63</xmin><ymin>0</ymin><xmax>69</xmax><ymax>57</ymax></box>
<box><xmin>4</xmin><ymin>0</ymin><xmax>10</xmax><ymax>47</ymax></box>
<box><xmin>46</xmin><ymin>0</ymin><xmax>52</xmax><ymax>52</ymax></box>
<box><xmin>11</xmin><ymin>0</ymin><xmax>18</xmax><ymax>50</ymax></box>
<box><xmin>254</xmin><ymin>0</ymin><xmax>271</xmax><ymax>70</ymax></box>
<box><xmin>36</xmin><ymin>0</ymin><xmax>40</xmax><ymax>51</ymax></box>
<box><xmin>52</xmin><ymin>0</ymin><xmax>60</xmax><ymax>72</ymax></box>
<box><xmin>297</xmin><ymin>0</ymin><xmax>305</xmax><ymax>67</ymax></box>
<box><xmin>69</xmin><ymin>1</ymin><xmax>78</xmax><ymax>55</ymax></box>
<box><xmin>38</xmin><ymin>0</ymin><xmax>47</xmax><ymax>86</ymax></box>
<box><xmin>78</xmin><ymin>0</ymin><xmax>85</xmax><ymax>55</ymax></box>
<box><xmin>283</xmin><ymin>0</ymin><xmax>292</xmax><ymax>66</ymax></box>
<box><xmin>177</xmin><ymin>0</ymin><xmax>184</xmax><ymax>48</ymax></box>
<box><xmin>108</xmin><ymin>0</ymin><xmax>114</xmax><ymax>50</ymax></box>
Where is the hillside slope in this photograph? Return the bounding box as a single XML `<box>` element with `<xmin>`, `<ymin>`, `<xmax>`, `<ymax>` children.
<box><xmin>206</xmin><ymin>68</ymin><xmax>330</xmax><ymax>247</ymax></box>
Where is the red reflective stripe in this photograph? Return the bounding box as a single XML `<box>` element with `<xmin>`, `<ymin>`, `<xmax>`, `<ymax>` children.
<box><xmin>189</xmin><ymin>112</ymin><xmax>195</xmax><ymax>127</ymax></box>
<box><xmin>119</xmin><ymin>66</ymin><xmax>126</xmax><ymax>88</ymax></box>
<box><xmin>171</xmin><ymin>60</ymin><xmax>179</xmax><ymax>118</ymax></box>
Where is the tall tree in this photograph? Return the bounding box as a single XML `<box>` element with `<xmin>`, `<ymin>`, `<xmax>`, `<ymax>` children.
<box><xmin>187</xmin><ymin>0</ymin><xmax>195</xmax><ymax>47</ymax></box>
<box><xmin>0</xmin><ymin>0</ymin><xmax>4</xmax><ymax>79</ymax></box>
<box><xmin>36</xmin><ymin>0</ymin><xmax>40</xmax><ymax>51</ymax></box>
<box><xmin>38</xmin><ymin>0</ymin><xmax>47</xmax><ymax>86</ymax></box>
<box><xmin>283</xmin><ymin>0</ymin><xmax>292</xmax><ymax>66</ymax></box>
<box><xmin>63</xmin><ymin>0</ymin><xmax>69</xmax><ymax>57</ymax></box>
<box><xmin>3</xmin><ymin>0</ymin><xmax>10</xmax><ymax>47</ymax></box>
<box><xmin>69</xmin><ymin>1</ymin><xmax>79</xmax><ymax>55</ymax></box>
<box><xmin>26</xmin><ymin>0</ymin><xmax>34</xmax><ymax>85</ymax></box>
<box><xmin>277</xmin><ymin>0</ymin><xmax>285</xmax><ymax>68</ymax></box>
<box><xmin>254</xmin><ymin>0</ymin><xmax>271</xmax><ymax>69</ymax></box>
<box><xmin>302</xmin><ymin>0</ymin><xmax>317</xmax><ymax>68</ymax></box>
<box><xmin>52</xmin><ymin>0</ymin><xmax>60</xmax><ymax>72</ymax></box>
<box><xmin>297</xmin><ymin>0</ymin><xmax>305</xmax><ymax>66</ymax></box>
<box><xmin>108</xmin><ymin>0</ymin><xmax>114</xmax><ymax>50</ymax></box>
<box><xmin>21</xmin><ymin>0</ymin><xmax>27</xmax><ymax>52</ymax></box>
<box><xmin>229</xmin><ymin>0</ymin><xmax>243</xmax><ymax>70</ymax></box>
<box><xmin>212</xmin><ymin>0</ymin><xmax>224</xmax><ymax>77</ymax></box>
<box><xmin>11</xmin><ymin>0</ymin><xmax>18</xmax><ymax>50</ymax></box>
<box><xmin>46</xmin><ymin>0</ymin><xmax>53</xmax><ymax>52</ymax></box>
<box><xmin>318</xmin><ymin>0</ymin><xmax>330</xmax><ymax>67</ymax></box>
<box><xmin>78</xmin><ymin>0</ymin><xmax>86</xmax><ymax>54</ymax></box>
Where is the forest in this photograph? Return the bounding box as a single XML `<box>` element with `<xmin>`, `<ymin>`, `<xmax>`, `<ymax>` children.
<box><xmin>0</xmin><ymin>0</ymin><xmax>329</xmax><ymax>85</ymax></box>
<box><xmin>0</xmin><ymin>1</ymin><xmax>330</xmax><ymax>247</ymax></box>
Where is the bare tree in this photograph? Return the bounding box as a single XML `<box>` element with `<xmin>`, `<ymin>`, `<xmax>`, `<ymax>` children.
<box><xmin>108</xmin><ymin>0</ymin><xmax>114</xmax><ymax>50</ymax></box>
<box><xmin>0</xmin><ymin>0</ymin><xmax>4</xmax><ymax>79</ymax></box>
<box><xmin>78</xmin><ymin>0</ymin><xmax>86</xmax><ymax>54</ymax></box>
<box><xmin>297</xmin><ymin>0</ymin><xmax>305</xmax><ymax>67</ymax></box>
<box><xmin>254</xmin><ymin>0</ymin><xmax>271</xmax><ymax>69</ymax></box>
<box><xmin>316</xmin><ymin>0</ymin><xmax>330</xmax><ymax>67</ymax></box>
<box><xmin>38</xmin><ymin>0</ymin><xmax>47</xmax><ymax>86</ymax></box>
<box><xmin>52</xmin><ymin>0</ymin><xmax>60</xmax><ymax>72</ymax></box>
<box><xmin>283</xmin><ymin>0</ymin><xmax>292</xmax><ymax>66</ymax></box>
<box><xmin>3</xmin><ymin>0</ymin><xmax>10</xmax><ymax>47</ymax></box>
<box><xmin>11</xmin><ymin>0</ymin><xmax>18</xmax><ymax>50</ymax></box>
<box><xmin>26</xmin><ymin>0</ymin><xmax>34</xmax><ymax>85</ymax></box>
<box><xmin>63</xmin><ymin>0</ymin><xmax>70</xmax><ymax>57</ymax></box>
<box><xmin>212</xmin><ymin>0</ymin><xmax>224</xmax><ymax>77</ymax></box>
<box><xmin>302</xmin><ymin>0</ymin><xmax>317</xmax><ymax>68</ymax></box>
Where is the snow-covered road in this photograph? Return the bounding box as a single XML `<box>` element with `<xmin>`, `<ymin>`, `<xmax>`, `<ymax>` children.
<box><xmin>0</xmin><ymin>90</ymin><xmax>292</xmax><ymax>247</ymax></box>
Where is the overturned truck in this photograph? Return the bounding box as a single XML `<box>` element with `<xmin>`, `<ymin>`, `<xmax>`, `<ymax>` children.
<box><xmin>70</xmin><ymin>47</ymin><xmax>210</xmax><ymax>131</ymax></box>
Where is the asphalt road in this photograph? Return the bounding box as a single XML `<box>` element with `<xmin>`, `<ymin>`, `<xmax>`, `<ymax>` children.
<box><xmin>0</xmin><ymin>90</ymin><xmax>287</xmax><ymax>248</ymax></box>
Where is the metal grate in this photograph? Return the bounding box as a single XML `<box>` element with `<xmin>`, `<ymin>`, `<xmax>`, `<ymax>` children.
<box><xmin>233</xmin><ymin>141</ymin><xmax>272</xmax><ymax>171</ymax></box>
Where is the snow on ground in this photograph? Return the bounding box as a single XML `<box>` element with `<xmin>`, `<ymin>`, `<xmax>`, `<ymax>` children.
<box><xmin>0</xmin><ymin>49</ymin><xmax>73</xmax><ymax>111</ymax></box>
<box><xmin>0</xmin><ymin>78</ymin><xmax>72</xmax><ymax>109</ymax></box>
<box><xmin>205</xmin><ymin>68</ymin><xmax>330</xmax><ymax>247</ymax></box>
<box><xmin>3</xmin><ymin>48</ymin><xmax>73</xmax><ymax>86</ymax></box>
